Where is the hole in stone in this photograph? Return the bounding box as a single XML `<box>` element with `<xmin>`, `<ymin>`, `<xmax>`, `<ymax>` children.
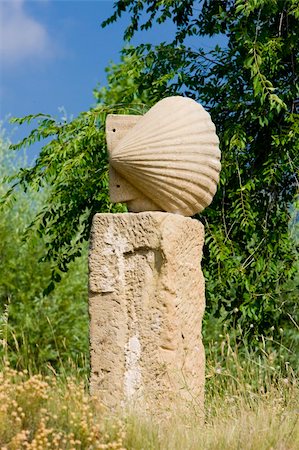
<box><xmin>181</xmin><ymin>333</ymin><xmax>185</xmax><ymax>339</ymax></box>
<box><xmin>112</xmin><ymin>128</ymin><xmax>116</xmax><ymax>132</ymax></box>
<box><xmin>116</xmin><ymin>184</ymin><xmax>120</xmax><ymax>188</ymax></box>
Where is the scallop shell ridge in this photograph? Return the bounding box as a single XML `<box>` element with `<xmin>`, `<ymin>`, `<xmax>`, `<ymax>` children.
<box><xmin>110</xmin><ymin>96</ymin><xmax>221</xmax><ymax>216</ymax></box>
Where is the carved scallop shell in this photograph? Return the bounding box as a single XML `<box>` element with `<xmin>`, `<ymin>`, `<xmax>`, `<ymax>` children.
<box><xmin>109</xmin><ymin>96</ymin><xmax>221</xmax><ymax>216</ymax></box>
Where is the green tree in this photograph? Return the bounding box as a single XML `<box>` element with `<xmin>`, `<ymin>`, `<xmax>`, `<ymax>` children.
<box><xmin>1</xmin><ymin>1</ymin><xmax>298</xmax><ymax>349</ymax></box>
<box><xmin>103</xmin><ymin>0</ymin><xmax>299</xmax><ymax>340</ymax></box>
<box><xmin>1</xmin><ymin>53</ymin><xmax>152</xmax><ymax>293</ymax></box>
<box><xmin>0</xmin><ymin>127</ymin><xmax>89</xmax><ymax>374</ymax></box>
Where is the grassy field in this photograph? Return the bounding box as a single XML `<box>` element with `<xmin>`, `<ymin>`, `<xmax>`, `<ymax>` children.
<box><xmin>1</xmin><ymin>348</ymin><xmax>298</xmax><ymax>450</ymax></box>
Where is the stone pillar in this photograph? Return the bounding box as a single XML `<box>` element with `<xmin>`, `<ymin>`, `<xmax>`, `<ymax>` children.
<box><xmin>89</xmin><ymin>212</ymin><xmax>205</xmax><ymax>418</ymax></box>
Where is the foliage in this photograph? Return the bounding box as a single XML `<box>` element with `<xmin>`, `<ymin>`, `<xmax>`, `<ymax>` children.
<box><xmin>103</xmin><ymin>0</ymin><xmax>299</xmax><ymax>340</ymax></box>
<box><xmin>0</xmin><ymin>0</ymin><xmax>298</xmax><ymax>349</ymax></box>
<box><xmin>0</xmin><ymin>129</ymin><xmax>89</xmax><ymax>374</ymax></box>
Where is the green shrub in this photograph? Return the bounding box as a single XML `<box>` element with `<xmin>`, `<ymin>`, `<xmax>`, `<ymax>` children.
<box><xmin>0</xmin><ymin>127</ymin><xmax>89</xmax><ymax>375</ymax></box>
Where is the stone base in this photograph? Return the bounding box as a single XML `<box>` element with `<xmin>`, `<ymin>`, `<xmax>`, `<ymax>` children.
<box><xmin>89</xmin><ymin>212</ymin><xmax>205</xmax><ymax>418</ymax></box>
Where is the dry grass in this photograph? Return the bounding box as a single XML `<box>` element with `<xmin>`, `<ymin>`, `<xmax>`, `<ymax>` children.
<box><xmin>0</xmin><ymin>359</ymin><xmax>298</xmax><ymax>449</ymax></box>
<box><xmin>0</xmin><ymin>364</ymin><xmax>125</xmax><ymax>450</ymax></box>
<box><xmin>152</xmin><ymin>385</ymin><xmax>298</xmax><ymax>450</ymax></box>
<box><xmin>123</xmin><ymin>375</ymin><xmax>298</xmax><ymax>450</ymax></box>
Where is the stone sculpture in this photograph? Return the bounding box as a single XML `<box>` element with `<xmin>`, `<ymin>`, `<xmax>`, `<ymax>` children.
<box><xmin>89</xmin><ymin>96</ymin><xmax>221</xmax><ymax>419</ymax></box>
<box><xmin>106</xmin><ymin>96</ymin><xmax>221</xmax><ymax>216</ymax></box>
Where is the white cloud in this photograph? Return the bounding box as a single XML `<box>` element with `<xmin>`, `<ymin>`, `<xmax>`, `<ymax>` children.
<box><xmin>0</xmin><ymin>0</ymin><xmax>54</xmax><ymax>66</ymax></box>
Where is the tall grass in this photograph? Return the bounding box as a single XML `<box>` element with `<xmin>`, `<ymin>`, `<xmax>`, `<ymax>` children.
<box><xmin>1</xmin><ymin>338</ymin><xmax>298</xmax><ymax>450</ymax></box>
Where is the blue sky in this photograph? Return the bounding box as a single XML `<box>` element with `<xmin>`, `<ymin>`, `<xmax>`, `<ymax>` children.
<box><xmin>0</xmin><ymin>0</ymin><xmax>226</xmax><ymax>152</ymax></box>
<box><xmin>0</xmin><ymin>1</ymin><xmax>175</xmax><ymax>119</ymax></box>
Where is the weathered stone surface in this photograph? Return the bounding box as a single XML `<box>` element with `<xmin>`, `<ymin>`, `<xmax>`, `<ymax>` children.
<box><xmin>106</xmin><ymin>114</ymin><xmax>161</xmax><ymax>212</ymax></box>
<box><xmin>89</xmin><ymin>212</ymin><xmax>205</xmax><ymax>418</ymax></box>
